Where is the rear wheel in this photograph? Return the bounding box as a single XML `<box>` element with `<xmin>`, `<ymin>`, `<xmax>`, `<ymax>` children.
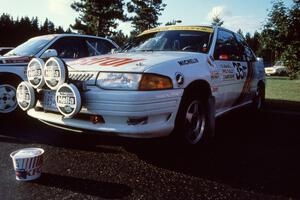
<box><xmin>252</xmin><ymin>83</ymin><xmax>265</xmax><ymax>110</ymax></box>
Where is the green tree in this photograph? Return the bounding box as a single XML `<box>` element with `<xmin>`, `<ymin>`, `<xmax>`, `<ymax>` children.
<box><xmin>260</xmin><ymin>0</ymin><xmax>289</xmax><ymax>60</ymax></box>
<box><xmin>165</xmin><ymin>20</ymin><xmax>182</xmax><ymax>26</ymax></box>
<box><xmin>127</xmin><ymin>0</ymin><xmax>166</xmax><ymax>35</ymax></box>
<box><xmin>211</xmin><ymin>15</ymin><xmax>224</xmax><ymax>26</ymax></box>
<box><xmin>281</xmin><ymin>43</ymin><xmax>300</xmax><ymax>79</ymax></box>
<box><xmin>71</xmin><ymin>0</ymin><xmax>126</xmax><ymax>36</ymax></box>
<box><xmin>111</xmin><ymin>30</ymin><xmax>129</xmax><ymax>47</ymax></box>
<box><xmin>260</xmin><ymin>0</ymin><xmax>300</xmax><ymax>79</ymax></box>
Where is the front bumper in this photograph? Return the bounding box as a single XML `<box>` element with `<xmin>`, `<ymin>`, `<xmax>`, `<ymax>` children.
<box><xmin>264</xmin><ymin>68</ymin><xmax>276</xmax><ymax>75</ymax></box>
<box><xmin>28</xmin><ymin>87</ymin><xmax>184</xmax><ymax>138</ymax></box>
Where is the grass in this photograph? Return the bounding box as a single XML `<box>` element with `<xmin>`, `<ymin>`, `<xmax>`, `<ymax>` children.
<box><xmin>265</xmin><ymin>76</ymin><xmax>300</xmax><ymax>112</ymax></box>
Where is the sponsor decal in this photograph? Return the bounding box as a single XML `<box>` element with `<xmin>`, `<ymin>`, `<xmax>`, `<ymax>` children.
<box><xmin>78</xmin><ymin>57</ymin><xmax>145</xmax><ymax>67</ymax></box>
<box><xmin>210</xmin><ymin>70</ymin><xmax>220</xmax><ymax>80</ymax></box>
<box><xmin>233</xmin><ymin>62</ymin><xmax>247</xmax><ymax>80</ymax></box>
<box><xmin>221</xmin><ymin>64</ymin><xmax>235</xmax><ymax>81</ymax></box>
<box><xmin>16</xmin><ymin>81</ymin><xmax>36</xmax><ymax>111</ymax></box>
<box><xmin>178</xmin><ymin>58</ymin><xmax>199</xmax><ymax>66</ymax></box>
<box><xmin>233</xmin><ymin>62</ymin><xmax>253</xmax><ymax>105</ymax></box>
<box><xmin>175</xmin><ymin>72</ymin><xmax>184</xmax><ymax>86</ymax></box>
<box><xmin>55</xmin><ymin>83</ymin><xmax>81</xmax><ymax>118</ymax></box>
<box><xmin>139</xmin><ymin>26</ymin><xmax>214</xmax><ymax>36</ymax></box>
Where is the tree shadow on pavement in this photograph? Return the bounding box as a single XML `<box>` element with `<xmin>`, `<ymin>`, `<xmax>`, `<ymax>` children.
<box><xmin>124</xmin><ymin>108</ymin><xmax>300</xmax><ymax>198</ymax></box>
<box><xmin>34</xmin><ymin>173</ymin><xmax>132</xmax><ymax>199</ymax></box>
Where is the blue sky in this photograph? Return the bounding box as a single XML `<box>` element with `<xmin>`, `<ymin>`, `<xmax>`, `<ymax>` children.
<box><xmin>0</xmin><ymin>0</ymin><xmax>293</xmax><ymax>35</ymax></box>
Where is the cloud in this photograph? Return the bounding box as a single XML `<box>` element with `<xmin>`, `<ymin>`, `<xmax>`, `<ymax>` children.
<box><xmin>206</xmin><ymin>6</ymin><xmax>262</xmax><ymax>34</ymax></box>
<box><xmin>117</xmin><ymin>22</ymin><xmax>133</xmax><ymax>36</ymax></box>
<box><xmin>207</xmin><ymin>6</ymin><xmax>232</xmax><ymax>21</ymax></box>
<box><xmin>47</xmin><ymin>0</ymin><xmax>72</xmax><ymax>16</ymax></box>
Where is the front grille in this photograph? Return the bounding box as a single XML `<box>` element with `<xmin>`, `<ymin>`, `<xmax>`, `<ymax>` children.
<box><xmin>69</xmin><ymin>72</ymin><xmax>94</xmax><ymax>81</ymax></box>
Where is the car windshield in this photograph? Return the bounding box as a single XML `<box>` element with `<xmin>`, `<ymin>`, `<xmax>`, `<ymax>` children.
<box><xmin>4</xmin><ymin>35</ymin><xmax>55</xmax><ymax>57</ymax></box>
<box><xmin>121</xmin><ymin>30</ymin><xmax>212</xmax><ymax>53</ymax></box>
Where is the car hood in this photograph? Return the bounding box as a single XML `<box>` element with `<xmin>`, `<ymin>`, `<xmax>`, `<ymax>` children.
<box><xmin>0</xmin><ymin>55</ymin><xmax>31</xmax><ymax>65</ymax></box>
<box><xmin>67</xmin><ymin>51</ymin><xmax>207</xmax><ymax>72</ymax></box>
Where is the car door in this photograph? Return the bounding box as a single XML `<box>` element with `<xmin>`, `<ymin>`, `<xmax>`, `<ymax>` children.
<box><xmin>213</xmin><ymin>29</ymin><xmax>248</xmax><ymax>109</ymax></box>
<box><xmin>47</xmin><ymin>36</ymin><xmax>89</xmax><ymax>62</ymax></box>
<box><xmin>234</xmin><ymin>33</ymin><xmax>257</xmax><ymax>104</ymax></box>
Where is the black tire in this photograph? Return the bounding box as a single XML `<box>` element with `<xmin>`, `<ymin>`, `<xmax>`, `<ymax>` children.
<box><xmin>252</xmin><ymin>83</ymin><xmax>265</xmax><ymax>111</ymax></box>
<box><xmin>173</xmin><ymin>91</ymin><xmax>215</xmax><ymax>146</ymax></box>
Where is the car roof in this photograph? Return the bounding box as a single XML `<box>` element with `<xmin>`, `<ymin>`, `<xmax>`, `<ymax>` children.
<box><xmin>30</xmin><ymin>33</ymin><xmax>107</xmax><ymax>39</ymax></box>
<box><xmin>138</xmin><ymin>25</ymin><xmax>215</xmax><ymax>36</ymax></box>
<box><xmin>28</xmin><ymin>33</ymin><xmax>119</xmax><ymax>48</ymax></box>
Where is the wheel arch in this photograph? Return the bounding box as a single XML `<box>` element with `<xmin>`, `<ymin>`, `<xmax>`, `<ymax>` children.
<box><xmin>0</xmin><ymin>73</ymin><xmax>23</xmax><ymax>85</ymax></box>
<box><xmin>183</xmin><ymin>79</ymin><xmax>212</xmax><ymax>99</ymax></box>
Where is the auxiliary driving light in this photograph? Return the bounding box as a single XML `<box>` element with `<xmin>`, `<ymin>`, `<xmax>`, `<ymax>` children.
<box><xmin>44</xmin><ymin>57</ymin><xmax>67</xmax><ymax>90</ymax></box>
<box><xmin>16</xmin><ymin>81</ymin><xmax>36</xmax><ymax>111</ymax></box>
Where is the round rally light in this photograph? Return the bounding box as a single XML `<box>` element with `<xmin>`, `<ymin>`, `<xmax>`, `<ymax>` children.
<box><xmin>44</xmin><ymin>57</ymin><xmax>67</xmax><ymax>90</ymax></box>
<box><xmin>55</xmin><ymin>83</ymin><xmax>81</xmax><ymax>118</ymax></box>
<box><xmin>16</xmin><ymin>81</ymin><xmax>36</xmax><ymax>111</ymax></box>
<box><xmin>27</xmin><ymin>58</ymin><xmax>45</xmax><ymax>89</ymax></box>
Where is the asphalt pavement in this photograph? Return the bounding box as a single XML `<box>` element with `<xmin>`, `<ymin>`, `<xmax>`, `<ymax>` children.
<box><xmin>0</xmin><ymin>106</ymin><xmax>299</xmax><ymax>200</ymax></box>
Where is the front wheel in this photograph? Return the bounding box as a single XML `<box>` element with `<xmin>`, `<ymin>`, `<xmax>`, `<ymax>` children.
<box><xmin>183</xmin><ymin>99</ymin><xmax>206</xmax><ymax>144</ymax></box>
<box><xmin>173</xmin><ymin>92</ymin><xmax>215</xmax><ymax>145</ymax></box>
<box><xmin>0</xmin><ymin>84</ymin><xmax>18</xmax><ymax>114</ymax></box>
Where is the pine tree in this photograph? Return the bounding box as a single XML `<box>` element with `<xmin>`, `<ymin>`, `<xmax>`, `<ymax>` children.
<box><xmin>211</xmin><ymin>15</ymin><xmax>224</xmax><ymax>26</ymax></box>
<box><xmin>260</xmin><ymin>0</ymin><xmax>300</xmax><ymax>79</ymax></box>
<box><xmin>111</xmin><ymin>30</ymin><xmax>128</xmax><ymax>46</ymax></box>
<box><xmin>127</xmin><ymin>0</ymin><xmax>166</xmax><ymax>35</ymax></box>
<box><xmin>71</xmin><ymin>0</ymin><xmax>126</xmax><ymax>36</ymax></box>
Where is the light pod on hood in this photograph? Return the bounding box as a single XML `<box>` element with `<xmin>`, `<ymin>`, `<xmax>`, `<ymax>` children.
<box><xmin>27</xmin><ymin>58</ymin><xmax>45</xmax><ymax>89</ymax></box>
<box><xmin>43</xmin><ymin>57</ymin><xmax>68</xmax><ymax>90</ymax></box>
<box><xmin>16</xmin><ymin>81</ymin><xmax>36</xmax><ymax>111</ymax></box>
<box><xmin>55</xmin><ymin>83</ymin><xmax>81</xmax><ymax>118</ymax></box>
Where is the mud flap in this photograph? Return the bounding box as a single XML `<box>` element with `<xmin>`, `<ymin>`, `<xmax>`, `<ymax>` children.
<box><xmin>206</xmin><ymin>95</ymin><xmax>216</xmax><ymax>138</ymax></box>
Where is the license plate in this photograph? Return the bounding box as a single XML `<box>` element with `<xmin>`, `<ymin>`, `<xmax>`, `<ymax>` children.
<box><xmin>42</xmin><ymin>90</ymin><xmax>57</xmax><ymax>111</ymax></box>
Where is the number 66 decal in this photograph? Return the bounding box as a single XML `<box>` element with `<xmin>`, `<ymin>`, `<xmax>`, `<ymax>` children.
<box><xmin>233</xmin><ymin>62</ymin><xmax>247</xmax><ymax>80</ymax></box>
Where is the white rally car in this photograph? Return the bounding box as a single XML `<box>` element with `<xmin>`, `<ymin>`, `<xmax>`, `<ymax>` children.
<box><xmin>0</xmin><ymin>34</ymin><xmax>118</xmax><ymax>114</ymax></box>
<box><xmin>16</xmin><ymin>26</ymin><xmax>265</xmax><ymax>145</ymax></box>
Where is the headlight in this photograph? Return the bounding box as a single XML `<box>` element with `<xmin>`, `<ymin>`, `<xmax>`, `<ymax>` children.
<box><xmin>97</xmin><ymin>73</ymin><xmax>142</xmax><ymax>90</ymax></box>
<box><xmin>96</xmin><ymin>72</ymin><xmax>173</xmax><ymax>91</ymax></box>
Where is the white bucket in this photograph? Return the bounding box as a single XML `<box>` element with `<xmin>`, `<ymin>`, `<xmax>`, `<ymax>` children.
<box><xmin>10</xmin><ymin>148</ymin><xmax>44</xmax><ymax>181</ymax></box>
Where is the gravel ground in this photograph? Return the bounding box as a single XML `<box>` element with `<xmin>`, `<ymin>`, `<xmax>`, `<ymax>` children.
<box><xmin>0</xmin><ymin>107</ymin><xmax>299</xmax><ymax>200</ymax></box>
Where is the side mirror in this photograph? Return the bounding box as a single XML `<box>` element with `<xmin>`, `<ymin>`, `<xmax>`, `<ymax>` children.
<box><xmin>110</xmin><ymin>48</ymin><xmax>116</xmax><ymax>54</ymax></box>
<box><xmin>41</xmin><ymin>49</ymin><xmax>58</xmax><ymax>59</ymax></box>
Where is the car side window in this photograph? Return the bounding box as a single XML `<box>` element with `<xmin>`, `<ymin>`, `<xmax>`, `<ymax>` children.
<box><xmin>49</xmin><ymin>37</ymin><xmax>89</xmax><ymax>59</ymax></box>
<box><xmin>85</xmin><ymin>38</ymin><xmax>115</xmax><ymax>56</ymax></box>
<box><xmin>214</xmin><ymin>30</ymin><xmax>243</xmax><ymax>61</ymax></box>
<box><xmin>235</xmin><ymin>33</ymin><xmax>256</xmax><ymax>62</ymax></box>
